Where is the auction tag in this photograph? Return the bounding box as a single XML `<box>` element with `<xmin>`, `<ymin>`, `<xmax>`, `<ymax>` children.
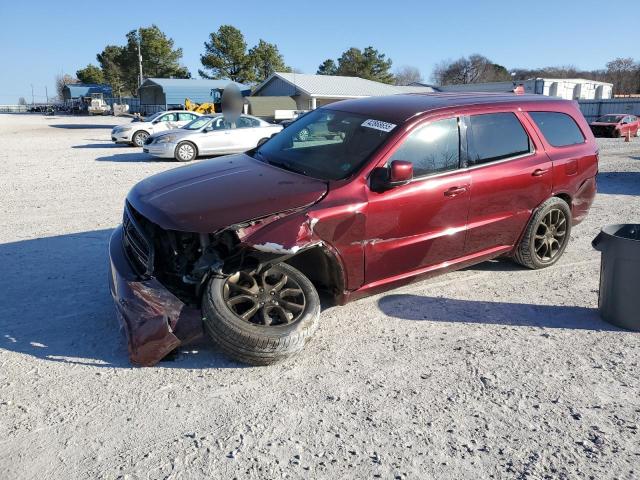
<box><xmin>361</xmin><ymin>119</ymin><xmax>396</xmax><ymax>132</ymax></box>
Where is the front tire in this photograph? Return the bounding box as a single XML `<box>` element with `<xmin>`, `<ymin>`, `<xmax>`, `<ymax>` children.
<box><xmin>132</xmin><ymin>130</ymin><xmax>149</xmax><ymax>147</ymax></box>
<box><xmin>514</xmin><ymin>197</ymin><xmax>572</xmax><ymax>269</ymax></box>
<box><xmin>202</xmin><ymin>263</ymin><xmax>320</xmax><ymax>365</ymax></box>
<box><xmin>175</xmin><ymin>141</ymin><xmax>197</xmax><ymax>162</ymax></box>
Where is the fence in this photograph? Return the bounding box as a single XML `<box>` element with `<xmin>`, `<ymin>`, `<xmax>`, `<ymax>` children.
<box><xmin>1</xmin><ymin>100</ymin><xmax>169</xmax><ymax>115</ymax></box>
<box><xmin>62</xmin><ymin>97</ymin><xmax>176</xmax><ymax>116</ymax></box>
<box><xmin>578</xmin><ymin>98</ymin><xmax>640</xmax><ymax>122</ymax></box>
<box><xmin>0</xmin><ymin>105</ymin><xmax>29</xmax><ymax>113</ymax></box>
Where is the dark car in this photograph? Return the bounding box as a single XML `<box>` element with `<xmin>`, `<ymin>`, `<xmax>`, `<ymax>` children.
<box><xmin>109</xmin><ymin>93</ymin><xmax>598</xmax><ymax>366</ymax></box>
<box><xmin>590</xmin><ymin>114</ymin><xmax>639</xmax><ymax>137</ymax></box>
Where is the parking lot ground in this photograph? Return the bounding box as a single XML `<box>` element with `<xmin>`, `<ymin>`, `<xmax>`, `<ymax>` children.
<box><xmin>1</xmin><ymin>113</ymin><xmax>639</xmax><ymax>479</ymax></box>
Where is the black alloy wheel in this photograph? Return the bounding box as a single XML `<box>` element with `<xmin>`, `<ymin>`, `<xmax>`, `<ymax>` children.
<box><xmin>223</xmin><ymin>266</ymin><xmax>306</xmax><ymax>326</ymax></box>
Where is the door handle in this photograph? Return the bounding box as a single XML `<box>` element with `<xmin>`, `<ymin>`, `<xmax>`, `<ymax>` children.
<box><xmin>444</xmin><ymin>186</ymin><xmax>468</xmax><ymax>197</ymax></box>
<box><xmin>532</xmin><ymin>168</ymin><xmax>550</xmax><ymax>177</ymax></box>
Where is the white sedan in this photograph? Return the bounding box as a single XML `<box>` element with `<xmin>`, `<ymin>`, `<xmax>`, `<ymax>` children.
<box><xmin>143</xmin><ymin>115</ymin><xmax>283</xmax><ymax>161</ymax></box>
<box><xmin>111</xmin><ymin>110</ymin><xmax>201</xmax><ymax>147</ymax></box>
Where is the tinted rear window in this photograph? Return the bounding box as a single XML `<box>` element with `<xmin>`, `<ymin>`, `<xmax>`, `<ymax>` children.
<box><xmin>529</xmin><ymin>112</ymin><xmax>585</xmax><ymax>147</ymax></box>
<box><xmin>467</xmin><ymin>113</ymin><xmax>531</xmax><ymax>165</ymax></box>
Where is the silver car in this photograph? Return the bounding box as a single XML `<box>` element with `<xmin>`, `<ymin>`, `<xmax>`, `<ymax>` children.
<box><xmin>111</xmin><ymin>110</ymin><xmax>201</xmax><ymax>147</ymax></box>
<box><xmin>143</xmin><ymin>114</ymin><xmax>283</xmax><ymax>162</ymax></box>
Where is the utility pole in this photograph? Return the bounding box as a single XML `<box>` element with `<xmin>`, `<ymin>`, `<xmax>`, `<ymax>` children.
<box><xmin>31</xmin><ymin>84</ymin><xmax>34</xmax><ymax>105</ymax></box>
<box><xmin>138</xmin><ymin>28</ymin><xmax>144</xmax><ymax>87</ymax></box>
<box><xmin>45</xmin><ymin>86</ymin><xmax>49</xmax><ymax>104</ymax></box>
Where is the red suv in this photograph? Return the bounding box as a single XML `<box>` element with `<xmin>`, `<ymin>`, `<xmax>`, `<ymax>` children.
<box><xmin>589</xmin><ymin>114</ymin><xmax>639</xmax><ymax>138</ymax></box>
<box><xmin>109</xmin><ymin>93</ymin><xmax>598</xmax><ymax>366</ymax></box>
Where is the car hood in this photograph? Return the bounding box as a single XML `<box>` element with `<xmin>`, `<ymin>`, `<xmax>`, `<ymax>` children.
<box><xmin>114</xmin><ymin>121</ymin><xmax>152</xmax><ymax>130</ymax></box>
<box><xmin>127</xmin><ymin>154</ymin><xmax>328</xmax><ymax>233</ymax></box>
<box><xmin>150</xmin><ymin>129</ymin><xmax>194</xmax><ymax>141</ymax></box>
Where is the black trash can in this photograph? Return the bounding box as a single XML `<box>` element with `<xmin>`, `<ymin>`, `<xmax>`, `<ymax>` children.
<box><xmin>592</xmin><ymin>224</ymin><xmax>640</xmax><ymax>331</ymax></box>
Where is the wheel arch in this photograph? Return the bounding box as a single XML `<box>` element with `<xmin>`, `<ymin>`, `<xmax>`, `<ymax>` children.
<box><xmin>284</xmin><ymin>245</ymin><xmax>347</xmax><ymax>305</ymax></box>
<box><xmin>553</xmin><ymin>192</ymin><xmax>572</xmax><ymax>209</ymax></box>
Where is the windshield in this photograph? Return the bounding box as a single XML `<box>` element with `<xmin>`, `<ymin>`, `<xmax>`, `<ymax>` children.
<box><xmin>251</xmin><ymin>108</ymin><xmax>395</xmax><ymax>180</ymax></box>
<box><xmin>596</xmin><ymin>115</ymin><xmax>623</xmax><ymax>123</ymax></box>
<box><xmin>182</xmin><ymin>116</ymin><xmax>215</xmax><ymax>130</ymax></box>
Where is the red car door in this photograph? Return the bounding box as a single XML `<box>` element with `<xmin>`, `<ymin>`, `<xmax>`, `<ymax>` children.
<box><xmin>620</xmin><ymin>116</ymin><xmax>631</xmax><ymax>136</ymax></box>
<box><xmin>364</xmin><ymin>116</ymin><xmax>471</xmax><ymax>285</ymax></box>
<box><xmin>626</xmin><ymin>115</ymin><xmax>640</xmax><ymax>136</ymax></box>
<box><xmin>463</xmin><ymin>111</ymin><xmax>552</xmax><ymax>256</ymax></box>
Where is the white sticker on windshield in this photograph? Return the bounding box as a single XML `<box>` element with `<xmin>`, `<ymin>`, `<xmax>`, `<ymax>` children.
<box><xmin>361</xmin><ymin>119</ymin><xmax>396</xmax><ymax>132</ymax></box>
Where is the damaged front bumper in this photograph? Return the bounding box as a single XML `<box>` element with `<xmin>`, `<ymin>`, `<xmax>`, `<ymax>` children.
<box><xmin>108</xmin><ymin>226</ymin><xmax>203</xmax><ymax>366</ymax></box>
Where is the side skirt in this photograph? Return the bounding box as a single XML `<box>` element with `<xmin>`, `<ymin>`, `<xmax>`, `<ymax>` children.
<box><xmin>343</xmin><ymin>245</ymin><xmax>512</xmax><ymax>303</ymax></box>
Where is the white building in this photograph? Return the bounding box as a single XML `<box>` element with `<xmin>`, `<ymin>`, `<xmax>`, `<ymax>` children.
<box><xmin>438</xmin><ymin>78</ymin><xmax>613</xmax><ymax>100</ymax></box>
<box><xmin>252</xmin><ymin>72</ymin><xmax>437</xmax><ymax>110</ymax></box>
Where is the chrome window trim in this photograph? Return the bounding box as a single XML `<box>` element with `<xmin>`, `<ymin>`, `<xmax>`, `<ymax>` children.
<box><xmin>464</xmin><ymin>150</ymin><xmax>537</xmax><ymax>172</ymax></box>
<box><xmin>405</xmin><ymin>149</ymin><xmax>538</xmax><ymax>185</ymax></box>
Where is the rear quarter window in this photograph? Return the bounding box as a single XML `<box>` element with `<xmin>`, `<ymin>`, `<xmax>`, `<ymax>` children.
<box><xmin>529</xmin><ymin>112</ymin><xmax>585</xmax><ymax>147</ymax></box>
<box><xmin>467</xmin><ymin>112</ymin><xmax>531</xmax><ymax>165</ymax></box>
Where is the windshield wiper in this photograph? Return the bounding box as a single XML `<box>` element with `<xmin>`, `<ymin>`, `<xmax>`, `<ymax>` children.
<box><xmin>266</xmin><ymin>158</ymin><xmax>308</xmax><ymax>176</ymax></box>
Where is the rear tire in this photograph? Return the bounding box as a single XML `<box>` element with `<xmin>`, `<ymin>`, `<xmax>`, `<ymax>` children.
<box><xmin>202</xmin><ymin>263</ymin><xmax>320</xmax><ymax>365</ymax></box>
<box><xmin>174</xmin><ymin>141</ymin><xmax>197</xmax><ymax>162</ymax></box>
<box><xmin>132</xmin><ymin>130</ymin><xmax>149</xmax><ymax>147</ymax></box>
<box><xmin>514</xmin><ymin>197</ymin><xmax>572</xmax><ymax>269</ymax></box>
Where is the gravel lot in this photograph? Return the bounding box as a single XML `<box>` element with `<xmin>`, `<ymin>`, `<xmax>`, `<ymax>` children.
<box><xmin>1</xmin><ymin>113</ymin><xmax>639</xmax><ymax>480</ymax></box>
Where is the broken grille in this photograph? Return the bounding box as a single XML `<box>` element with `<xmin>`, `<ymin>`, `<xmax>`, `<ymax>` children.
<box><xmin>122</xmin><ymin>204</ymin><xmax>153</xmax><ymax>277</ymax></box>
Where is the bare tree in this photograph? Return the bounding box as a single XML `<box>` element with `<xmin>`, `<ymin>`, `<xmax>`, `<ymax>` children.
<box><xmin>605</xmin><ymin>57</ymin><xmax>639</xmax><ymax>95</ymax></box>
<box><xmin>512</xmin><ymin>65</ymin><xmax>607</xmax><ymax>82</ymax></box>
<box><xmin>432</xmin><ymin>54</ymin><xmax>510</xmax><ymax>85</ymax></box>
<box><xmin>18</xmin><ymin>97</ymin><xmax>27</xmax><ymax>105</ymax></box>
<box><xmin>394</xmin><ymin>65</ymin><xmax>423</xmax><ymax>85</ymax></box>
<box><xmin>55</xmin><ymin>74</ymin><xmax>78</xmax><ymax>99</ymax></box>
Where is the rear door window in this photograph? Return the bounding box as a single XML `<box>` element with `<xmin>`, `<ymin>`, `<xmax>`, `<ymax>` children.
<box><xmin>160</xmin><ymin>113</ymin><xmax>177</xmax><ymax>122</ymax></box>
<box><xmin>178</xmin><ymin>113</ymin><xmax>194</xmax><ymax>122</ymax></box>
<box><xmin>467</xmin><ymin>112</ymin><xmax>531</xmax><ymax>165</ymax></box>
<box><xmin>529</xmin><ymin>112</ymin><xmax>585</xmax><ymax>147</ymax></box>
<box><xmin>389</xmin><ymin>117</ymin><xmax>460</xmax><ymax>177</ymax></box>
<box><xmin>237</xmin><ymin>116</ymin><xmax>261</xmax><ymax>128</ymax></box>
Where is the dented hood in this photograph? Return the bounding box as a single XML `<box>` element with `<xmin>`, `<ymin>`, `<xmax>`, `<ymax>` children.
<box><xmin>127</xmin><ymin>154</ymin><xmax>328</xmax><ymax>233</ymax></box>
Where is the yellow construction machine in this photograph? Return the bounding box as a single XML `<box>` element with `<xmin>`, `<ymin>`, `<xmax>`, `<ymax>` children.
<box><xmin>185</xmin><ymin>98</ymin><xmax>218</xmax><ymax>114</ymax></box>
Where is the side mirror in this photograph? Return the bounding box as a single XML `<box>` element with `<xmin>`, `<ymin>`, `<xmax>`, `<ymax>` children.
<box><xmin>389</xmin><ymin>160</ymin><xmax>413</xmax><ymax>184</ymax></box>
<box><xmin>370</xmin><ymin>160</ymin><xmax>413</xmax><ymax>192</ymax></box>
